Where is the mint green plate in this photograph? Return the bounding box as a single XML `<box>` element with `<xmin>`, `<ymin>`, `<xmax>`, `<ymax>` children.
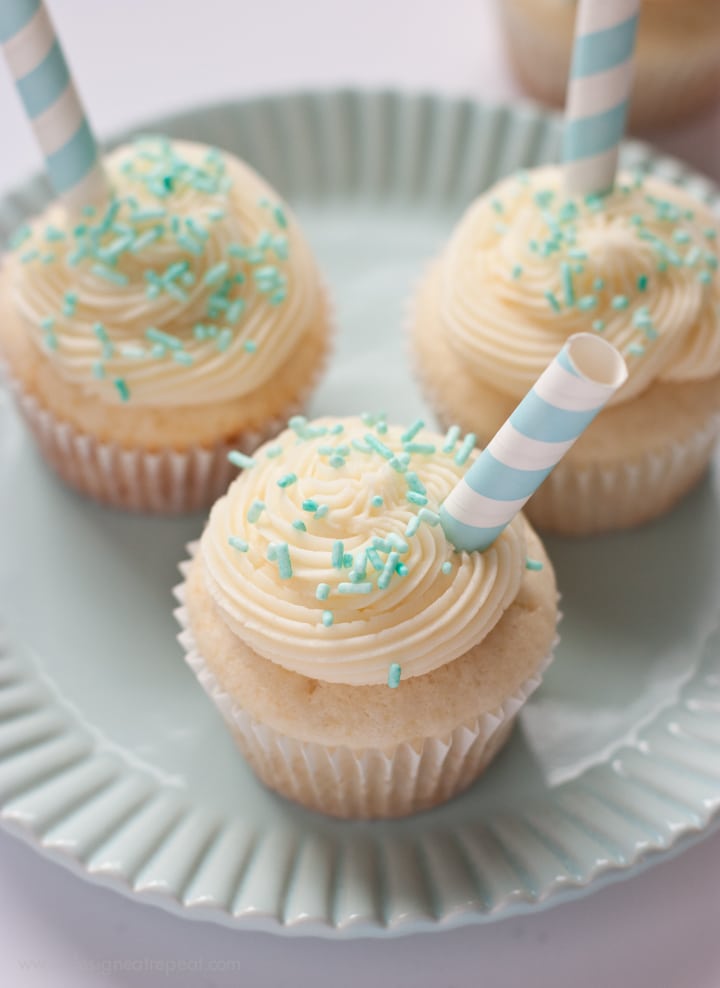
<box><xmin>1</xmin><ymin>90</ymin><xmax>720</xmax><ymax>938</ymax></box>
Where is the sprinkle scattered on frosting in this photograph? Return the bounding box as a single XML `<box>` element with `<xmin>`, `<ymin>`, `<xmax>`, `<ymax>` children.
<box><xmin>202</xmin><ymin>415</ymin><xmax>528</xmax><ymax>687</ymax></box>
<box><xmin>9</xmin><ymin>139</ymin><xmax>307</xmax><ymax>406</ymax></box>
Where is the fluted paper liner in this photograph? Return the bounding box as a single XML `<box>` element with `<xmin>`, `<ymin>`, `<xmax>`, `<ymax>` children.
<box><xmin>174</xmin><ymin>555</ymin><xmax>557</xmax><ymax>820</ymax></box>
<box><xmin>0</xmin><ymin>286</ymin><xmax>333</xmax><ymax>514</ymax></box>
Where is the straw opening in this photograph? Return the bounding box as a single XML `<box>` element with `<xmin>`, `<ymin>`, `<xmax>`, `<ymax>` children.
<box><xmin>566</xmin><ymin>333</ymin><xmax>628</xmax><ymax>389</ymax></box>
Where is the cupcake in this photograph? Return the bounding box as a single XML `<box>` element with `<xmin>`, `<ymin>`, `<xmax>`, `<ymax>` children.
<box><xmin>411</xmin><ymin>166</ymin><xmax>720</xmax><ymax>535</ymax></box>
<box><xmin>0</xmin><ymin>138</ymin><xmax>332</xmax><ymax>513</ymax></box>
<box><xmin>500</xmin><ymin>0</ymin><xmax>720</xmax><ymax>131</ymax></box>
<box><xmin>175</xmin><ymin>414</ymin><xmax>558</xmax><ymax>819</ymax></box>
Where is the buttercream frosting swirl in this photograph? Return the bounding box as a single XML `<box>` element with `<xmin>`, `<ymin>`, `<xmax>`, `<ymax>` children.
<box><xmin>10</xmin><ymin>139</ymin><xmax>324</xmax><ymax>406</ymax></box>
<box><xmin>200</xmin><ymin>416</ymin><xmax>527</xmax><ymax>686</ymax></box>
<box><xmin>435</xmin><ymin>166</ymin><xmax>720</xmax><ymax>406</ymax></box>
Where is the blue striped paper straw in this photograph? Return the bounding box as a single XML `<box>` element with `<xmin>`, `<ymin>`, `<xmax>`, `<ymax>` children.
<box><xmin>0</xmin><ymin>0</ymin><xmax>107</xmax><ymax>208</ymax></box>
<box><xmin>563</xmin><ymin>0</ymin><xmax>640</xmax><ymax>197</ymax></box>
<box><xmin>440</xmin><ymin>334</ymin><xmax>627</xmax><ymax>553</ymax></box>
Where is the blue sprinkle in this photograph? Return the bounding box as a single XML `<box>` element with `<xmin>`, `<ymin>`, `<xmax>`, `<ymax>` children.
<box><xmin>454</xmin><ymin>434</ymin><xmax>476</xmax><ymax>466</ymax></box>
<box><xmin>228</xmin><ymin>451</ymin><xmax>256</xmax><ymax>469</ymax></box>
<box><xmin>407</xmin><ymin>491</ymin><xmax>428</xmax><ymax>506</ymax></box>
<box><xmin>371</xmin><ymin>495</ymin><xmax>383</xmax><ymax>507</ymax></box>
<box><xmin>268</xmin><ymin>541</ymin><xmax>292</xmax><ymax>579</ymax></box>
<box><xmin>322</xmin><ymin>610</ymin><xmax>334</xmax><ymax>628</ymax></box>
<box><xmin>332</xmin><ymin>541</ymin><xmax>344</xmax><ymax>568</ymax></box>
<box><xmin>418</xmin><ymin>508</ymin><xmax>440</xmax><ymax>527</ymax></box>
<box><xmin>387</xmin><ymin>663</ymin><xmax>402</xmax><ymax>689</ymax></box>
<box><xmin>277</xmin><ymin>472</ymin><xmax>297</xmax><ymax>488</ymax></box>
<box><xmin>526</xmin><ymin>558</ymin><xmax>544</xmax><ymax>571</ymax></box>
<box><xmin>442</xmin><ymin>425</ymin><xmax>461</xmax><ymax>453</ymax></box>
<box><xmin>316</xmin><ymin>583</ymin><xmax>331</xmax><ymax>600</ymax></box>
<box><xmin>338</xmin><ymin>582</ymin><xmax>373</xmax><ymax>594</ymax></box>
<box><xmin>302</xmin><ymin>499</ymin><xmax>319</xmax><ymax>512</ymax></box>
<box><xmin>400</xmin><ymin>418</ymin><xmax>424</xmax><ymax>443</ymax></box>
<box><xmin>292</xmin><ymin>519</ymin><xmax>307</xmax><ymax>532</ymax></box>
<box><xmin>441</xmin><ymin>561</ymin><xmax>452</xmax><ymax>574</ymax></box>
<box><xmin>228</xmin><ymin>536</ymin><xmax>249</xmax><ymax>552</ymax></box>
<box><xmin>247</xmin><ymin>500</ymin><xmax>265</xmax><ymax>523</ymax></box>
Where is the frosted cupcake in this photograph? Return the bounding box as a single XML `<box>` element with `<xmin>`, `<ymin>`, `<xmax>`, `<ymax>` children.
<box><xmin>500</xmin><ymin>0</ymin><xmax>720</xmax><ymax>131</ymax></box>
<box><xmin>0</xmin><ymin>138</ymin><xmax>331</xmax><ymax>513</ymax></box>
<box><xmin>175</xmin><ymin>414</ymin><xmax>558</xmax><ymax>819</ymax></box>
<box><xmin>411</xmin><ymin>166</ymin><xmax>720</xmax><ymax>535</ymax></box>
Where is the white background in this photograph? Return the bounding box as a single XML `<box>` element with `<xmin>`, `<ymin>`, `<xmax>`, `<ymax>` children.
<box><xmin>1</xmin><ymin>1</ymin><xmax>720</xmax><ymax>985</ymax></box>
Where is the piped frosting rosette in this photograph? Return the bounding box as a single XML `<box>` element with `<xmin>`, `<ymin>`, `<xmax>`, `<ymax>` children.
<box><xmin>10</xmin><ymin>138</ymin><xmax>323</xmax><ymax>407</ymax></box>
<box><xmin>200</xmin><ymin>416</ymin><xmax>527</xmax><ymax>686</ymax></box>
<box><xmin>436</xmin><ymin>166</ymin><xmax>720</xmax><ymax>406</ymax></box>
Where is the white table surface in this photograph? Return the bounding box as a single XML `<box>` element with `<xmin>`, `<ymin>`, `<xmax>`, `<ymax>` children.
<box><xmin>1</xmin><ymin>2</ymin><xmax>720</xmax><ymax>985</ymax></box>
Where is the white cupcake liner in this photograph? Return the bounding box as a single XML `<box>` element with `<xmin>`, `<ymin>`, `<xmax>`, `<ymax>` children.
<box><xmin>0</xmin><ymin>290</ymin><xmax>333</xmax><ymax>514</ymax></box>
<box><xmin>407</xmin><ymin>285</ymin><xmax>720</xmax><ymax>536</ymax></box>
<box><xmin>524</xmin><ymin>411</ymin><xmax>720</xmax><ymax>536</ymax></box>
<box><xmin>173</xmin><ymin>552</ymin><xmax>558</xmax><ymax>820</ymax></box>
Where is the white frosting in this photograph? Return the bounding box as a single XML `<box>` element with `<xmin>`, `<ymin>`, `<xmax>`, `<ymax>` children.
<box><xmin>200</xmin><ymin>417</ymin><xmax>527</xmax><ymax>686</ymax></box>
<box><xmin>434</xmin><ymin>166</ymin><xmax>720</xmax><ymax>406</ymax></box>
<box><xmin>10</xmin><ymin>140</ymin><xmax>324</xmax><ymax>406</ymax></box>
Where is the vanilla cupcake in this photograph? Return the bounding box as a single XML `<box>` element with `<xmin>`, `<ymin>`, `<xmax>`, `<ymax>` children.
<box><xmin>0</xmin><ymin>138</ymin><xmax>331</xmax><ymax>512</ymax></box>
<box><xmin>175</xmin><ymin>414</ymin><xmax>558</xmax><ymax>819</ymax></box>
<box><xmin>500</xmin><ymin>0</ymin><xmax>720</xmax><ymax>131</ymax></box>
<box><xmin>411</xmin><ymin>166</ymin><xmax>720</xmax><ymax>535</ymax></box>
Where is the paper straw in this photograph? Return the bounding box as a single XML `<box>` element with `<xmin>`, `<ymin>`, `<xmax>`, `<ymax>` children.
<box><xmin>440</xmin><ymin>334</ymin><xmax>628</xmax><ymax>553</ymax></box>
<box><xmin>0</xmin><ymin>0</ymin><xmax>107</xmax><ymax>208</ymax></box>
<box><xmin>563</xmin><ymin>0</ymin><xmax>640</xmax><ymax>197</ymax></box>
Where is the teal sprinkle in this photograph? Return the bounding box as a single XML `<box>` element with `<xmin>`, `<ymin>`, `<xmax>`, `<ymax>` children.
<box><xmin>91</xmin><ymin>264</ymin><xmax>129</xmax><ymax>286</ymax></box>
<box><xmin>131</xmin><ymin>207</ymin><xmax>166</xmax><ymax>222</ymax></box>
<box><xmin>352</xmin><ymin>550</ymin><xmax>368</xmax><ymax>580</ymax></box>
<box><xmin>360</xmin><ymin>412</ymin><xmax>377</xmax><ymax>426</ymax></box>
<box><xmin>387</xmin><ymin>663</ymin><xmax>402</xmax><ymax>689</ymax></box>
<box><xmin>321</xmin><ymin>610</ymin><xmax>334</xmax><ymax>628</ymax></box>
<box><xmin>526</xmin><ymin>558</ymin><xmax>544</xmax><ymax>571</ymax></box>
<box><xmin>611</xmin><ymin>295</ymin><xmax>629</xmax><ymax>310</ymax></box>
<box><xmin>292</xmin><ymin>520</ymin><xmax>307</xmax><ymax>532</ymax></box>
<box><xmin>185</xmin><ymin>218</ymin><xmax>208</xmax><ymax>241</ymax></box>
<box><xmin>62</xmin><ymin>291</ymin><xmax>78</xmax><ymax>317</ymax></box>
<box><xmin>567</xmin><ymin>247</ymin><xmax>588</xmax><ymax>260</ymax></box>
<box><xmin>454</xmin><ymin>433</ymin><xmax>476</xmax><ymax>466</ymax></box>
<box><xmin>405</xmin><ymin>472</ymin><xmax>426</xmax><ymax>495</ymax></box>
<box><xmin>228</xmin><ymin>243</ymin><xmax>246</xmax><ymax>258</ymax></box>
<box><xmin>441</xmin><ymin>561</ymin><xmax>452</xmax><ymax>575</ymax></box>
<box><xmin>329</xmin><ymin>455</ymin><xmax>346</xmax><ymax>468</ymax></box>
<box><xmin>375</xmin><ymin>420</ymin><xmax>388</xmax><ymax>435</ymax></box>
<box><xmin>247</xmin><ymin>500</ymin><xmax>265</xmax><ymax>523</ymax></box>
<box><xmin>302</xmin><ymin>499</ymin><xmax>319</xmax><ymax>512</ymax></box>
<box><xmin>698</xmin><ymin>270</ymin><xmax>713</xmax><ymax>285</ymax></box>
<box><xmin>637</xmin><ymin>274</ymin><xmax>649</xmax><ymax>291</ymax></box>
<box><xmin>146</xmin><ymin>327</ymin><xmax>182</xmax><ymax>350</ymax></box>
<box><xmin>404</xmin><ymin>442</ymin><xmax>436</xmax><ymax>455</ymax></box>
<box><xmin>592</xmin><ymin>319</ymin><xmax>606</xmax><ymax>332</ymax></box>
<box><xmin>577</xmin><ymin>295</ymin><xmax>597</xmax><ymax>311</ymax></box>
<box><xmin>418</xmin><ymin>508</ymin><xmax>440</xmax><ymax>527</ymax></box>
<box><xmin>364</xmin><ymin>434</ymin><xmax>394</xmax><ymax>460</ymax></box>
<box><xmin>132</xmin><ymin>228</ymin><xmax>163</xmax><ymax>253</ymax></box>
<box><xmin>228</xmin><ymin>536</ymin><xmax>249</xmax><ymax>552</ymax></box>
<box><xmin>545</xmin><ymin>290</ymin><xmax>561</xmax><ymax>313</ymax></box>
<box><xmin>41</xmin><ymin>253</ymin><xmax>55</xmax><ymax>264</ymax></box>
<box><xmin>405</xmin><ymin>516</ymin><xmax>421</xmax><ymax>537</ymax></box>
<box><xmin>266</xmin><ymin>445</ymin><xmax>283</xmax><ymax>458</ymax></box>
<box><xmin>407</xmin><ymin>492</ymin><xmax>428</xmax><ymax>506</ymax></box>
<box><xmin>173</xmin><ymin>351</ymin><xmax>193</xmax><ymax>366</ymax></box>
<box><xmin>273</xmin><ymin>204</ymin><xmax>288</xmax><ymax>229</ymax></box>
<box><xmin>316</xmin><ymin>583</ymin><xmax>331</xmax><ymax>601</ymax></box>
<box><xmin>150</xmin><ymin>343</ymin><xmax>165</xmax><ymax>359</ymax></box>
<box><xmin>387</xmin><ymin>534</ymin><xmax>409</xmax><ymax>553</ymax></box>
<box><xmin>92</xmin><ymin>361</ymin><xmax>105</xmax><ymax>379</ymax></box>
<box><xmin>93</xmin><ymin>321</ymin><xmax>108</xmax><ymax>342</ymax></box>
<box><xmin>705</xmin><ymin>253</ymin><xmax>718</xmax><ymax>270</ymax></box>
<box><xmin>389</xmin><ymin>456</ymin><xmax>408</xmax><ymax>474</ymax></box>
<box><xmin>114</xmin><ymin>378</ymin><xmax>130</xmax><ymax>402</ymax></box>
<box><xmin>627</xmin><ymin>343</ymin><xmax>645</xmax><ymax>357</ymax></box>
<box><xmin>226</xmin><ymin>299</ymin><xmax>246</xmax><ymax>324</ymax></box>
<box><xmin>40</xmin><ymin>316</ymin><xmax>55</xmax><ymax>331</ymax></box>
<box><xmin>228</xmin><ymin>451</ymin><xmax>256</xmax><ymax>469</ymax></box>
<box><xmin>378</xmin><ymin>551</ymin><xmax>400</xmax><ymax>590</ymax></box>
<box><xmin>332</xmin><ymin>541</ymin><xmax>344</xmax><ymax>568</ymax></box>
<box><xmin>43</xmin><ymin>333</ymin><xmax>58</xmax><ymax>351</ymax></box>
<box><xmin>20</xmin><ymin>249</ymin><xmax>39</xmax><ymax>263</ymax></box>
<box><xmin>121</xmin><ymin>344</ymin><xmax>147</xmax><ymax>359</ymax></box>
<box><xmin>396</xmin><ymin>562</ymin><xmax>408</xmax><ymax>577</ymax></box>
<box><xmin>491</xmin><ymin>198</ymin><xmax>504</xmax><ymax>214</ymax></box>
<box><xmin>632</xmin><ymin>306</ymin><xmax>652</xmax><ymax>329</ymax></box>
<box><xmin>243</xmin><ymin>340</ymin><xmax>257</xmax><ymax>353</ymax></box>
<box><xmin>672</xmin><ymin>229</ymin><xmax>691</xmax><ymax>244</ymax></box>
<box><xmin>511</xmin><ymin>264</ymin><xmax>523</xmax><ymax>280</ymax></box>
<box><xmin>329</xmin><ymin>423</ymin><xmax>344</xmax><ymax>435</ymax></box>
<box><xmin>685</xmin><ymin>246</ymin><xmax>701</xmax><ymax>267</ymax></box>
<box><xmin>217</xmin><ymin>328</ymin><xmax>233</xmax><ymax>352</ymax></box>
<box><xmin>400</xmin><ymin>418</ymin><xmax>424</xmax><ymax>443</ymax></box>
<box><xmin>177</xmin><ymin>234</ymin><xmax>203</xmax><ymax>255</ymax></box>
<box><xmin>270</xmin><ymin>290</ymin><xmax>287</xmax><ymax>305</ymax></box>
<box><xmin>343</xmin><ymin>552</ymin><xmax>353</xmax><ymax>568</ymax></box>
<box><xmin>338</xmin><ymin>582</ymin><xmax>373</xmax><ymax>595</ymax></box>
<box><xmin>442</xmin><ymin>425</ymin><xmax>461</xmax><ymax>453</ymax></box>
<box><xmin>314</xmin><ymin>505</ymin><xmax>329</xmax><ymax>519</ymax></box>
<box><xmin>366</xmin><ymin>547</ymin><xmax>384</xmax><ymax>571</ymax></box>
<box><xmin>593</xmin><ymin>277</ymin><xmax>605</xmax><ymax>291</ymax></box>
<box><xmin>277</xmin><ymin>472</ymin><xmax>297</xmax><ymax>488</ymax></box>
<box><xmin>267</xmin><ymin>542</ymin><xmax>292</xmax><ymax>580</ymax></box>
<box><xmin>560</xmin><ymin>261</ymin><xmax>575</xmax><ymax>306</ymax></box>
<box><xmin>193</xmin><ymin>324</ymin><xmax>207</xmax><ymax>341</ymax></box>
<box><xmin>372</xmin><ymin>538</ymin><xmax>392</xmax><ymax>553</ymax></box>
<box><xmin>204</xmin><ymin>261</ymin><xmax>230</xmax><ymax>285</ymax></box>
